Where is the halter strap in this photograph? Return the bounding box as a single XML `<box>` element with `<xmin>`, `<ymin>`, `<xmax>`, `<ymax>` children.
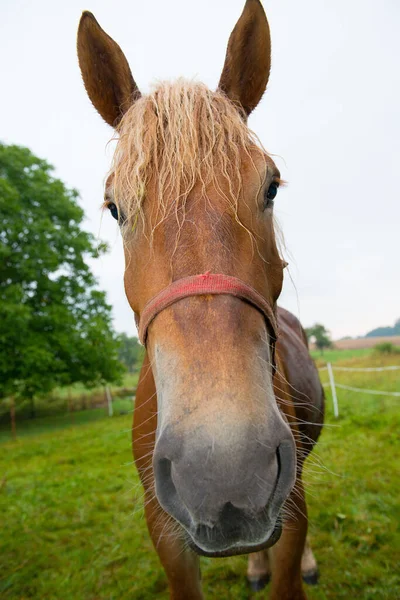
<box><xmin>136</xmin><ymin>272</ymin><xmax>278</xmax><ymax>365</ymax></box>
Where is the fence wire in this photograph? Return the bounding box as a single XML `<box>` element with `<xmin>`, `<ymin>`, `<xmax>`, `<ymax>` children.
<box><xmin>319</xmin><ymin>361</ymin><xmax>400</xmax><ymax>416</ymax></box>
<box><xmin>319</xmin><ymin>365</ymin><xmax>400</xmax><ymax>372</ymax></box>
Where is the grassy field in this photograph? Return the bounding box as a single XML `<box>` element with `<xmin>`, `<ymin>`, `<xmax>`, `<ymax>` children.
<box><xmin>51</xmin><ymin>373</ymin><xmax>140</xmax><ymax>399</ymax></box>
<box><xmin>311</xmin><ymin>347</ymin><xmax>374</xmax><ymax>364</ymax></box>
<box><xmin>0</xmin><ymin>398</ymin><xmax>134</xmax><ymax>444</ymax></box>
<box><xmin>0</xmin><ymin>372</ymin><xmax>140</xmax><ymax>426</ymax></box>
<box><xmin>0</xmin><ymin>351</ymin><xmax>399</xmax><ymax>599</ymax></box>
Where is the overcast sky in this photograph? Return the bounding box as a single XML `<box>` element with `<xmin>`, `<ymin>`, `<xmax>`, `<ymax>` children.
<box><xmin>1</xmin><ymin>0</ymin><xmax>399</xmax><ymax>339</ymax></box>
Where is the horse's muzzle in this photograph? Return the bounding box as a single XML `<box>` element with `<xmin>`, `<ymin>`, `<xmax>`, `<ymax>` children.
<box><xmin>153</xmin><ymin>425</ymin><xmax>296</xmax><ymax>555</ymax></box>
<box><xmin>187</xmin><ymin>518</ymin><xmax>283</xmax><ymax>558</ymax></box>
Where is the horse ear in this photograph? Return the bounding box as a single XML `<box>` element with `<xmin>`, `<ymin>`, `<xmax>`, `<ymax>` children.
<box><xmin>77</xmin><ymin>11</ymin><xmax>141</xmax><ymax>127</ymax></box>
<box><xmin>218</xmin><ymin>0</ymin><xmax>271</xmax><ymax>116</ymax></box>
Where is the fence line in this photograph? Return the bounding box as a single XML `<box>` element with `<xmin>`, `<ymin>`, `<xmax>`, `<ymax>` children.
<box><xmin>319</xmin><ymin>361</ymin><xmax>400</xmax><ymax>417</ymax></box>
<box><xmin>318</xmin><ymin>365</ymin><xmax>400</xmax><ymax>372</ymax></box>
<box><xmin>322</xmin><ymin>382</ymin><xmax>400</xmax><ymax>397</ymax></box>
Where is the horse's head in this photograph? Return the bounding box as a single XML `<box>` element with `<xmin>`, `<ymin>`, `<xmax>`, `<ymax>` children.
<box><xmin>78</xmin><ymin>0</ymin><xmax>296</xmax><ymax>556</ymax></box>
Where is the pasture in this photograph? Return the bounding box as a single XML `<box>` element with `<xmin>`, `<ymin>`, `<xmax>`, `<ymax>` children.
<box><xmin>1</xmin><ymin>351</ymin><xmax>399</xmax><ymax>599</ymax></box>
<box><xmin>0</xmin><ymin>373</ymin><xmax>140</xmax><ymax>425</ymax></box>
<box><xmin>311</xmin><ymin>347</ymin><xmax>373</xmax><ymax>364</ymax></box>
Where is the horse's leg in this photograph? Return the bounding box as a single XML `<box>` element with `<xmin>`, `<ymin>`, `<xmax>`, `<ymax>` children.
<box><xmin>246</xmin><ymin>535</ymin><xmax>318</xmax><ymax>592</ymax></box>
<box><xmin>247</xmin><ymin>550</ymin><xmax>270</xmax><ymax>591</ymax></box>
<box><xmin>301</xmin><ymin>538</ymin><xmax>319</xmax><ymax>585</ymax></box>
<box><xmin>145</xmin><ymin>494</ymin><xmax>203</xmax><ymax>600</ymax></box>
<box><xmin>268</xmin><ymin>479</ymin><xmax>308</xmax><ymax>600</ymax></box>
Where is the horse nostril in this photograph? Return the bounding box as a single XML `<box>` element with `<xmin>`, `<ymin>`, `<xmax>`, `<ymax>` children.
<box><xmin>155</xmin><ymin>457</ymin><xmax>176</xmax><ymax>500</ymax></box>
<box><xmin>157</xmin><ymin>457</ymin><xmax>172</xmax><ymax>480</ymax></box>
<box><xmin>276</xmin><ymin>444</ymin><xmax>282</xmax><ymax>483</ymax></box>
<box><xmin>268</xmin><ymin>440</ymin><xmax>296</xmax><ymax>518</ymax></box>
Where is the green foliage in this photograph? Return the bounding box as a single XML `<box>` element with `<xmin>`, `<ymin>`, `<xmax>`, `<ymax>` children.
<box><xmin>366</xmin><ymin>317</ymin><xmax>400</xmax><ymax>338</ymax></box>
<box><xmin>306</xmin><ymin>323</ymin><xmax>333</xmax><ymax>354</ymax></box>
<box><xmin>0</xmin><ymin>143</ymin><xmax>124</xmax><ymax>404</ymax></box>
<box><xmin>0</xmin><ymin>353</ymin><xmax>399</xmax><ymax>598</ymax></box>
<box><xmin>374</xmin><ymin>342</ymin><xmax>400</xmax><ymax>355</ymax></box>
<box><xmin>116</xmin><ymin>333</ymin><xmax>144</xmax><ymax>373</ymax></box>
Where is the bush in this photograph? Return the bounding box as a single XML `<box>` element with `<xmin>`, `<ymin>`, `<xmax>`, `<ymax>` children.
<box><xmin>374</xmin><ymin>342</ymin><xmax>400</xmax><ymax>355</ymax></box>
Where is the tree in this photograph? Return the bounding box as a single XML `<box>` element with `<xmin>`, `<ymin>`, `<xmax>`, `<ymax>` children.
<box><xmin>305</xmin><ymin>323</ymin><xmax>333</xmax><ymax>355</ymax></box>
<box><xmin>0</xmin><ymin>143</ymin><xmax>124</xmax><ymax>420</ymax></box>
<box><xmin>116</xmin><ymin>333</ymin><xmax>144</xmax><ymax>373</ymax></box>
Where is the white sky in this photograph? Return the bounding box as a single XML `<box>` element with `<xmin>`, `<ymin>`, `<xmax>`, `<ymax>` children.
<box><xmin>1</xmin><ymin>0</ymin><xmax>399</xmax><ymax>339</ymax></box>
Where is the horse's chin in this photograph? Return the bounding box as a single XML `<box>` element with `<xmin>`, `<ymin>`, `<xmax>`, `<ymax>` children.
<box><xmin>185</xmin><ymin>522</ymin><xmax>282</xmax><ymax>558</ymax></box>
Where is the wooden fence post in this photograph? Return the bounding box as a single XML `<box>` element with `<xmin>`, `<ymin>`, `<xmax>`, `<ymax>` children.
<box><xmin>327</xmin><ymin>362</ymin><xmax>339</xmax><ymax>418</ymax></box>
<box><xmin>68</xmin><ymin>388</ymin><xmax>75</xmax><ymax>423</ymax></box>
<box><xmin>105</xmin><ymin>386</ymin><xmax>113</xmax><ymax>417</ymax></box>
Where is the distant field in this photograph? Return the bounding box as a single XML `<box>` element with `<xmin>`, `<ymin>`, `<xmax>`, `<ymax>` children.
<box><xmin>0</xmin><ymin>352</ymin><xmax>399</xmax><ymax>599</ymax></box>
<box><xmin>334</xmin><ymin>336</ymin><xmax>400</xmax><ymax>350</ymax></box>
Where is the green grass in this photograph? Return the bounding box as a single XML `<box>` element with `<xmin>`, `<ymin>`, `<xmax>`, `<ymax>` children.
<box><xmin>311</xmin><ymin>347</ymin><xmax>374</xmax><ymax>364</ymax></box>
<box><xmin>0</xmin><ymin>398</ymin><xmax>134</xmax><ymax>444</ymax></box>
<box><xmin>0</xmin><ymin>372</ymin><xmax>139</xmax><ymax>425</ymax></box>
<box><xmin>52</xmin><ymin>372</ymin><xmax>140</xmax><ymax>399</ymax></box>
<box><xmin>311</xmin><ymin>345</ymin><xmax>400</xmax><ymax>366</ymax></box>
<box><xmin>0</xmin><ymin>354</ymin><xmax>399</xmax><ymax>599</ymax></box>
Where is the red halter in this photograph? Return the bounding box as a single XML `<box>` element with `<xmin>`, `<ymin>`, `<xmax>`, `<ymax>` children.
<box><xmin>136</xmin><ymin>272</ymin><xmax>278</xmax><ymax>368</ymax></box>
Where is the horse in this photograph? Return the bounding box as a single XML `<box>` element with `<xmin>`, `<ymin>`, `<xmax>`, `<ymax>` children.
<box><xmin>77</xmin><ymin>1</ymin><xmax>324</xmax><ymax>598</ymax></box>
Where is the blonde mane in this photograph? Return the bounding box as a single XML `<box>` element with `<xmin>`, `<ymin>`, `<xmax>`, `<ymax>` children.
<box><xmin>109</xmin><ymin>79</ymin><xmax>267</xmax><ymax>240</ymax></box>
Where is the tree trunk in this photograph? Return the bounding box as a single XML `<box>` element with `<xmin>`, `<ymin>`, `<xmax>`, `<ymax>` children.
<box><xmin>68</xmin><ymin>388</ymin><xmax>74</xmax><ymax>423</ymax></box>
<box><xmin>10</xmin><ymin>397</ymin><xmax>17</xmax><ymax>441</ymax></box>
<box><xmin>29</xmin><ymin>396</ymin><xmax>36</xmax><ymax>419</ymax></box>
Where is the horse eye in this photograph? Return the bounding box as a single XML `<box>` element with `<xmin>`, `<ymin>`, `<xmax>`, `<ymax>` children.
<box><xmin>107</xmin><ymin>202</ymin><xmax>121</xmax><ymax>222</ymax></box>
<box><xmin>264</xmin><ymin>182</ymin><xmax>279</xmax><ymax>209</ymax></box>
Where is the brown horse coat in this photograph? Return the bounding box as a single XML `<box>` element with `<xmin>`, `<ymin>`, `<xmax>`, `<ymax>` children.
<box><xmin>77</xmin><ymin>1</ymin><xmax>325</xmax><ymax>597</ymax></box>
